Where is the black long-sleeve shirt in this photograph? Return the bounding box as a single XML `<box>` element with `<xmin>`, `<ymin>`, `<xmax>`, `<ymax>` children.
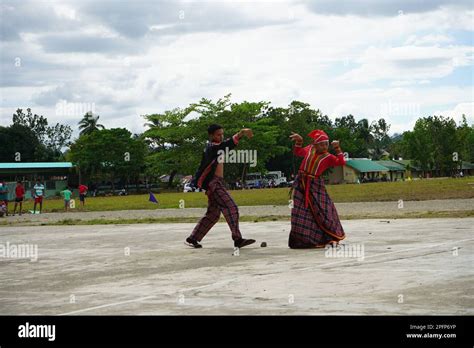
<box><xmin>192</xmin><ymin>135</ymin><xmax>239</xmax><ymax>190</ymax></box>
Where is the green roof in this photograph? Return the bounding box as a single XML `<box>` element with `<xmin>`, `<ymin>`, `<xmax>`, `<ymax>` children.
<box><xmin>392</xmin><ymin>160</ymin><xmax>422</xmax><ymax>171</ymax></box>
<box><xmin>461</xmin><ymin>161</ymin><xmax>474</xmax><ymax>170</ymax></box>
<box><xmin>0</xmin><ymin>162</ymin><xmax>73</xmax><ymax>169</ymax></box>
<box><xmin>345</xmin><ymin>159</ymin><xmax>389</xmax><ymax>173</ymax></box>
<box><xmin>374</xmin><ymin>160</ymin><xmax>406</xmax><ymax>171</ymax></box>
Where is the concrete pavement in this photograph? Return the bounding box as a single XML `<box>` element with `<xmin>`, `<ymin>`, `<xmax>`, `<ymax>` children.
<box><xmin>0</xmin><ymin>218</ymin><xmax>472</xmax><ymax>315</ymax></box>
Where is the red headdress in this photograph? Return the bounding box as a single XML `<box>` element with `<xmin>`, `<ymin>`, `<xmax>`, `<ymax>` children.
<box><xmin>308</xmin><ymin>129</ymin><xmax>329</xmax><ymax>143</ymax></box>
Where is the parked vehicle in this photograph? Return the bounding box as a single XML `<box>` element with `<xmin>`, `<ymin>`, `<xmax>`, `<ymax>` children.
<box><xmin>264</xmin><ymin>171</ymin><xmax>288</xmax><ymax>187</ymax></box>
<box><xmin>245</xmin><ymin>173</ymin><xmax>265</xmax><ymax>189</ymax></box>
<box><xmin>245</xmin><ymin>171</ymin><xmax>288</xmax><ymax>188</ymax></box>
<box><xmin>183</xmin><ymin>183</ymin><xmax>204</xmax><ymax>193</ymax></box>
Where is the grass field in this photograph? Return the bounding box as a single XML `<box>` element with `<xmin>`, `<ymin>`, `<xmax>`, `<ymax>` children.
<box><xmin>6</xmin><ymin>177</ymin><xmax>474</xmax><ymax>213</ymax></box>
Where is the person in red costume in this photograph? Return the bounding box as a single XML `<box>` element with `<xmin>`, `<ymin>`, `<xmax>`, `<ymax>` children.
<box><xmin>288</xmin><ymin>129</ymin><xmax>346</xmax><ymax>248</ymax></box>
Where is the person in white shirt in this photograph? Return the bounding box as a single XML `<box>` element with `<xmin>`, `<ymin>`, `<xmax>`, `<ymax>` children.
<box><xmin>33</xmin><ymin>180</ymin><xmax>45</xmax><ymax>214</ymax></box>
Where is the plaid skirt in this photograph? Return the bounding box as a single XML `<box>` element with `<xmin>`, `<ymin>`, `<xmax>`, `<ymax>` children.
<box><xmin>289</xmin><ymin>174</ymin><xmax>345</xmax><ymax>248</ymax></box>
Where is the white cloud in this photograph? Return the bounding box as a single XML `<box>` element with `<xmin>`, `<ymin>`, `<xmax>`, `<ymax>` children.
<box><xmin>301</xmin><ymin>0</ymin><xmax>472</xmax><ymax>17</ymax></box>
<box><xmin>405</xmin><ymin>34</ymin><xmax>453</xmax><ymax>46</ymax></box>
<box><xmin>53</xmin><ymin>5</ymin><xmax>77</xmax><ymax>21</ymax></box>
<box><xmin>434</xmin><ymin>102</ymin><xmax>474</xmax><ymax>124</ymax></box>
<box><xmin>339</xmin><ymin>45</ymin><xmax>473</xmax><ymax>83</ymax></box>
<box><xmin>0</xmin><ymin>1</ymin><xmax>473</xmax><ymax>138</ymax></box>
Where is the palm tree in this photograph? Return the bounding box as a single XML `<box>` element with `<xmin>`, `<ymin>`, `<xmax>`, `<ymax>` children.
<box><xmin>357</xmin><ymin>119</ymin><xmax>373</xmax><ymax>146</ymax></box>
<box><xmin>78</xmin><ymin>112</ymin><xmax>105</xmax><ymax>136</ymax></box>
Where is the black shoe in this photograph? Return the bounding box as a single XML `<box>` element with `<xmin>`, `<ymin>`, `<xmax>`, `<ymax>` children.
<box><xmin>234</xmin><ymin>238</ymin><xmax>256</xmax><ymax>248</ymax></box>
<box><xmin>185</xmin><ymin>237</ymin><xmax>202</xmax><ymax>248</ymax></box>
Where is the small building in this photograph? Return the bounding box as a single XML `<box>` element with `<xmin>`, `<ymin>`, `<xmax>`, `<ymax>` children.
<box><xmin>374</xmin><ymin>160</ymin><xmax>406</xmax><ymax>181</ymax></box>
<box><xmin>0</xmin><ymin>162</ymin><xmax>75</xmax><ymax>199</ymax></box>
<box><xmin>392</xmin><ymin>159</ymin><xmax>423</xmax><ymax>179</ymax></box>
<box><xmin>328</xmin><ymin>159</ymin><xmax>389</xmax><ymax>184</ymax></box>
<box><xmin>461</xmin><ymin>161</ymin><xmax>474</xmax><ymax>176</ymax></box>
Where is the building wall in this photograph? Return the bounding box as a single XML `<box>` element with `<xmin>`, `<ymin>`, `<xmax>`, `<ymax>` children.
<box><xmin>328</xmin><ymin>166</ymin><xmax>344</xmax><ymax>184</ymax></box>
<box><xmin>407</xmin><ymin>170</ymin><xmax>424</xmax><ymax>179</ymax></box>
<box><xmin>343</xmin><ymin>166</ymin><xmax>359</xmax><ymax>183</ymax></box>
<box><xmin>307</xmin><ymin>165</ymin><xmax>417</xmax><ymax>184</ymax></box>
<box><xmin>388</xmin><ymin>171</ymin><xmax>405</xmax><ymax>181</ymax></box>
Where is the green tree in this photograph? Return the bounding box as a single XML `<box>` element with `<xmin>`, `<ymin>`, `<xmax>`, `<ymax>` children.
<box><xmin>214</xmin><ymin>100</ymin><xmax>286</xmax><ymax>182</ymax></box>
<box><xmin>11</xmin><ymin>108</ymin><xmax>72</xmax><ymax>161</ymax></box>
<box><xmin>356</xmin><ymin>118</ymin><xmax>373</xmax><ymax>158</ymax></box>
<box><xmin>143</xmin><ymin>95</ymin><xmax>288</xmax><ymax>186</ymax></box>
<box><xmin>369</xmin><ymin>118</ymin><xmax>391</xmax><ymax>160</ymax></box>
<box><xmin>333</xmin><ymin>115</ymin><xmax>370</xmax><ymax>158</ymax></box>
<box><xmin>68</xmin><ymin>128</ymin><xmax>147</xmax><ymax>190</ymax></box>
<box><xmin>143</xmin><ymin>106</ymin><xmax>199</xmax><ymax>188</ymax></box>
<box><xmin>78</xmin><ymin>112</ymin><xmax>105</xmax><ymax>136</ymax></box>
<box><xmin>387</xmin><ymin>133</ymin><xmax>404</xmax><ymax>160</ymax></box>
<box><xmin>401</xmin><ymin>116</ymin><xmax>458</xmax><ymax>176</ymax></box>
<box><xmin>0</xmin><ymin>124</ymin><xmax>41</xmax><ymax>162</ymax></box>
<box><xmin>455</xmin><ymin>114</ymin><xmax>474</xmax><ymax>163</ymax></box>
<box><xmin>265</xmin><ymin>101</ymin><xmax>333</xmax><ymax>177</ymax></box>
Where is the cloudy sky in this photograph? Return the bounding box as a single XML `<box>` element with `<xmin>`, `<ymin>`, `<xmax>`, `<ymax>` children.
<box><xmin>1</xmin><ymin>0</ymin><xmax>473</xmax><ymax>136</ymax></box>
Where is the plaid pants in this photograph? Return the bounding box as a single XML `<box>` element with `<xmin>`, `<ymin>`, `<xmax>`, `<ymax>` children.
<box><xmin>289</xmin><ymin>174</ymin><xmax>345</xmax><ymax>248</ymax></box>
<box><xmin>190</xmin><ymin>176</ymin><xmax>242</xmax><ymax>242</ymax></box>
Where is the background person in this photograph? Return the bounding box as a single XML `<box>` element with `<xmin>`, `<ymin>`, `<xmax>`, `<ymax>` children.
<box><xmin>12</xmin><ymin>181</ymin><xmax>25</xmax><ymax>216</ymax></box>
<box><xmin>0</xmin><ymin>182</ymin><xmax>9</xmax><ymax>216</ymax></box>
<box><xmin>61</xmin><ymin>186</ymin><xmax>73</xmax><ymax>212</ymax></box>
<box><xmin>32</xmin><ymin>180</ymin><xmax>45</xmax><ymax>214</ymax></box>
<box><xmin>78</xmin><ymin>183</ymin><xmax>88</xmax><ymax>209</ymax></box>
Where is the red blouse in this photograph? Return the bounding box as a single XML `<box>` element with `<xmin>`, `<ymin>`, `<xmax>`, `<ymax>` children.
<box><xmin>293</xmin><ymin>144</ymin><xmax>346</xmax><ymax>208</ymax></box>
<box><xmin>294</xmin><ymin>145</ymin><xmax>346</xmax><ymax>176</ymax></box>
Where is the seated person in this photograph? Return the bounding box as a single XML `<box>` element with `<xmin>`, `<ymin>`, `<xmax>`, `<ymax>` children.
<box><xmin>0</xmin><ymin>201</ymin><xmax>7</xmax><ymax>218</ymax></box>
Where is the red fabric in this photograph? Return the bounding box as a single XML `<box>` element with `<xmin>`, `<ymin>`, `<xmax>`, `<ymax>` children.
<box><xmin>294</xmin><ymin>146</ymin><xmax>345</xmax><ymax>175</ymax></box>
<box><xmin>15</xmin><ymin>185</ymin><xmax>25</xmax><ymax>198</ymax></box>
<box><xmin>294</xmin><ymin>146</ymin><xmax>345</xmax><ymax>207</ymax></box>
<box><xmin>232</xmin><ymin>134</ymin><xmax>239</xmax><ymax>145</ymax></box>
<box><xmin>79</xmin><ymin>185</ymin><xmax>88</xmax><ymax>194</ymax></box>
<box><xmin>308</xmin><ymin>129</ymin><xmax>329</xmax><ymax>143</ymax></box>
<box><xmin>197</xmin><ymin>160</ymin><xmax>215</xmax><ymax>188</ymax></box>
<box><xmin>34</xmin><ymin>196</ymin><xmax>43</xmax><ymax>204</ymax></box>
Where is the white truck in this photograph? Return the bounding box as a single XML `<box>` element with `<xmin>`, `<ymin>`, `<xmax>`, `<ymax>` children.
<box><xmin>245</xmin><ymin>171</ymin><xmax>287</xmax><ymax>188</ymax></box>
<box><xmin>265</xmin><ymin>171</ymin><xmax>288</xmax><ymax>187</ymax></box>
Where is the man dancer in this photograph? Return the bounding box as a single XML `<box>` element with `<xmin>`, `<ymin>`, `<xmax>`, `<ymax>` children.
<box><xmin>288</xmin><ymin>129</ymin><xmax>346</xmax><ymax>248</ymax></box>
<box><xmin>185</xmin><ymin>124</ymin><xmax>255</xmax><ymax>249</ymax></box>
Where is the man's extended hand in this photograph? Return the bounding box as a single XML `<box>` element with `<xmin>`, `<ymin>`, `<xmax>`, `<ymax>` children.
<box><xmin>239</xmin><ymin>128</ymin><xmax>253</xmax><ymax>139</ymax></box>
<box><xmin>289</xmin><ymin>132</ymin><xmax>303</xmax><ymax>143</ymax></box>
